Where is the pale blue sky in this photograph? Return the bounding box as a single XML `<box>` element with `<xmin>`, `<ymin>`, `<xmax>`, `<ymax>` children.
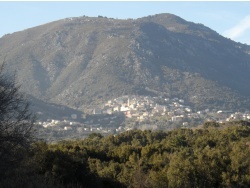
<box><xmin>1</xmin><ymin>1</ymin><xmax>250</xmax><ymax>45</ymax></box>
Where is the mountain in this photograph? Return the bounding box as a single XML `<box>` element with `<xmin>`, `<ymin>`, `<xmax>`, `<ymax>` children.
<box><xmin>0</xmin><ymin>13</ymin><xmax>250</xmax><ymax>112</ymax></box>
<box><xmin>28</xmin><ymin>94</ymin><xmax>83</xmax><ymax>121</ymax></box>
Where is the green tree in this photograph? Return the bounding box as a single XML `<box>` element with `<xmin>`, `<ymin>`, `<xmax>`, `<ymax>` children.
<box><xmin>167</xmin><ymin>149</ymin><xmax>196</xmax><ymax>188</ymax></box>
<box><xmin>226</xmin><ymin>141</ymin><xmax>250</xmax><ymax>187</ymax></box>
<box><xmin>148</xmin><ymin>167</ymin><xmax>168</xmax><ymax>188</ymax></box>
<box><xmin>203</xmin><ymin>121</ymin><xmax>220</xmax><ymax>128</ymax></box>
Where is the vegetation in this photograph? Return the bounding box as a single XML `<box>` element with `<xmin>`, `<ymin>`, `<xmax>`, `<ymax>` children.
<box><xmin>2</xmin><ymin>120</ymin><xmax>250</xmax><ymax>187</ymax></box>
<box><xmin>0</xmin><ymin>62</ymin><xmax>36</xmax><ymax>174</ymax></box>
<box><xmin>1</xmin><ymin>13</ymin><xmax>250</xmax><ymax>187</ymax></box>
<box><xmin>1</xmin><ymin>60</ymin><xmax>250</xmax><ymax>187</ymax></box>
<box><xmin>1</xmin><ymin>13</ymin><xmax>250</xmax><ymax>112</ymax></box>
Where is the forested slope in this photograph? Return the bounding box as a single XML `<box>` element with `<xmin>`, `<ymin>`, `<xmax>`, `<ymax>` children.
<box><xmin>1</xmin><ymin>121</ymin><xmax>250</xmax><ymax>187</ymax></box>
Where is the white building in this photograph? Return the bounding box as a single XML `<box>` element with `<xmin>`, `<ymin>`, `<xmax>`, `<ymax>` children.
<box><xmin>120</xmin><ymin>106</ymin><xmax>130</xmax><ymax>112</ymax></box>
<box><xmin>93</xmin><ymin>109</ymin><xmax>102</xmax><ymax>115</ymax></box>
<box><xmin>179</xmin><ymin>99</ymin><xmax>184</xmax><ymax>103</ymax></box>
<box><xmin>64</xmin><ymin>126</ymin><xmax>72</xmax><ymax>131</ymax></box>
<box><xmin>172</xmin><ymin>116</ymin><xmax>183</xmax><ymax>122</ymax></box>
<box><xmin>113</xmin><ymin>106</ymin><xmax>121</xmax><ymax>112</ymax></box>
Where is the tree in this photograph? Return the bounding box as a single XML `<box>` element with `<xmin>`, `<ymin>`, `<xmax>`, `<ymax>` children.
<box><xmin>167</xmin><ymin>149</ymin><xmax>197</xmax><ymax>188</ymax></box>
<box><xmin>0</xmin><ymin>62</ymin><xmax>36</xmax><ymax>172</ymax></box>
<box><xmin>203</xmin><ymin>121</ymin><xmax>220</xmax><ymax>129</ymax></box>
<box><xmin>226</xmin><ymin>141</ymin><xmax>250</xmax><ymax>187</ymax></box>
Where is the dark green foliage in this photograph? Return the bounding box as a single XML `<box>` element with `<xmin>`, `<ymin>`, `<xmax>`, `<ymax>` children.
<box><xmin>203</xmin><ymin>121</ymin><xmax>220</xmax><ymax>128</ymax></box>
<box><xmin>31</xmin><ymin>143</ymin><xmax>101</xmax><ymax>187</ymax></box>
<box><xmin>88</xmin><ymin>133</ymin><xmax>104</xmax><ymax>139</ymax></box>
<box><xmin>2</xmin><ymin>121</ymin><xmax>250</xmax><ymax>187</ymax></box>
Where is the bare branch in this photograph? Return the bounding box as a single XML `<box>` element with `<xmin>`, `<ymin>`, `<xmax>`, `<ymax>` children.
<box><xmin>0</xmin><ymin>61</ymin><xmax>36</xmax><ymax>171</ymax></box>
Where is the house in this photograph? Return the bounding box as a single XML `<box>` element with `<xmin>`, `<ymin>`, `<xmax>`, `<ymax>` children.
<box><xmin>113</xmin><ymin>106</ymin><xmax>121</xmax><ymax>112</ymax></box>
<box><xmin>129</xmin><ymin>104</ymin><xmax>136</xmax><ymax>109</ymax></box>
<box><xmin>70</xmin><ymin>122</ymin><xmax>78</xmax><ymax>125</ymax></box>
<box><xmin>51</xmin><ymin>119</ymin><xmax>60</xmax><ymax>124</ymax></box>
<box><xmin>197</xmin><ymin>111</ymin><xmax>202</xmax><ymax>114</ymax></box>
<box><xmin>171</xmin><ymin>116</ymin><xmax>183</xmax><ymax>122</ymax></box>
<box><xmin>64</xmin><ymin>126</ymin><xmax>72</xmax><ymax>131</ymax></box>
<box><xmin>168</xmin><ymin>112</ymin><xmax>174</xmax><ymax>116</ymax></box>
<box><xmin>43</xmin><ymin>124</ymin><xmax>48</xmax><ymax>128</ymax></box>
<box><xmin>93</xmin><ymin>108</ymin><xmax>102</xmax><ymax>115</ymax></box>
<box><xmin>106</xmin><ymin>108</ymin><xmax>113</xmax><ymax>114</ymax></box>
<box><xmin>175</xmin><ymin>102</ymin><xmax>181</xmax><ymax>107</ymax></box>
<box><xmin>163</xmin><ymin>106</ymin><xmax>168</xmax><ymax>112</ymax></box>
<box><xmin>182</xmin><ymin>122</ymin><xmax>188</xmax><ymax>127</ymax></box>
<box><xmin>138</xmin><ymin>116</ymin><xmax>145</xmax><ymax>121</ymax></box>
<box><xmin>132</xmin><ymin>113</ymin><xmax>139</xmax><ymax>118</ymax></box>
<box><xmin>120</xmin><ymin>106</ymin><xmax>129</xmax><ymax>112</ymax></box>
<box><xmin>179</xmin><ymin>99</ymin><xmax>184</xmax><ymax>103</ymax></box>
<box><xmin>124</xmin><ymin>111</ymin><xmax>132</xmax><ymax>118</ymax></box>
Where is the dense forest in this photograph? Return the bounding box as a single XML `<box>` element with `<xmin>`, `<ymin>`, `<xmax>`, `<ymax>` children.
<box><xmin>1</xmin><ymin>121</ymin><xmax>250</xmax><ymax>188</ymax></box>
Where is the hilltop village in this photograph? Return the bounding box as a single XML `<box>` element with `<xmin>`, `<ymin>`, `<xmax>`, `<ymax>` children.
<box><xmin>36</xmin><ymin>95</ymin><xmax>250</xmax><ymax>142</ymax></box>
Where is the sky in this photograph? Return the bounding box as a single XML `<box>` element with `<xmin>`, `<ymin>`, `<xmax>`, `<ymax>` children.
<box><xmin>1</xmin><ymin>1</ymin><xmax>250</xmax><ymax>45</ymax></box>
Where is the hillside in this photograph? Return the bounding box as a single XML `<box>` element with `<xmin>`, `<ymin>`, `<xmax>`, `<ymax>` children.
<box><xmin>1</xmin><ymin>13</ymin><xmax>250</xmax><ymax>111</ymax></box>
<box><xmin>28</xmin><ymin>94</ymin><xmax>83</xmax><ymax>121</ymax></box>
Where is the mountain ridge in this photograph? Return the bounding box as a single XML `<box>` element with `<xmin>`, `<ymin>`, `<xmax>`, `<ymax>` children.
<box><xmin>1</xmin><ymin>13</ymin><xmax>250</xmax><ymax>112</ymax></box>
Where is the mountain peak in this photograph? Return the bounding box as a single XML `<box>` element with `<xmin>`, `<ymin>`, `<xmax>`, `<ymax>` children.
<box><xmin>0</xmin><ymin>13</ymin><xmax>250</xmax><ymax>111</ymax></box>
<box><xmin>137</xmin><ymin>13</ymin><xmax>218</xmax><ymax>40</ymax></box>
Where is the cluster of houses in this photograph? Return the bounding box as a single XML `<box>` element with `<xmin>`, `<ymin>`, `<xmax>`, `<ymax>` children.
<box><xmin>225</xmin><ymin>112</ymin><xmax>250</xmax><ymax>122</ymax></box>
<box><xmin>37</xmin><ymin>95</ymin><xmax>250</xmax><ymax>141</ymax></box>
<box><xmin>93</xmin><ymin>95</ymin><xmax>190</xmax><ymax>121</ymax></box>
